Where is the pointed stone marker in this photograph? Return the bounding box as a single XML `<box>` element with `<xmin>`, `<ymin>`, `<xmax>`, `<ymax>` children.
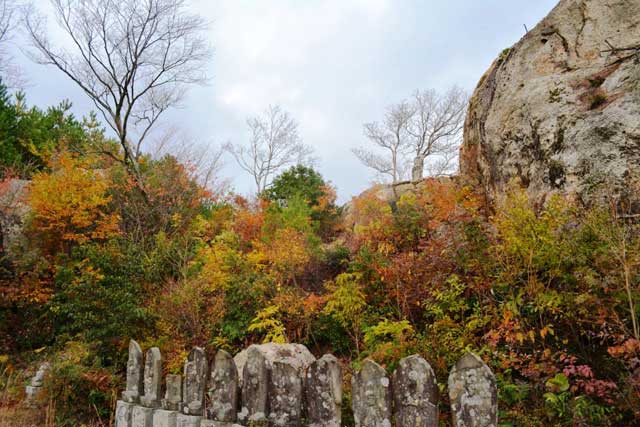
<box><xmin>448</xmin><ymin>353</ymin><xmax>498</xmax><ymax>427</ymax></box>
<box><xmin>141</xmin><ymin>347</ymin><xmax>163</xmax><ymax>408</ymax></box>
<box><xmin>239</xmin><ymin>346</ymin><xmax>268</xmax><ymax>426</ymax></box>
<box><xmin>208</xmin><ymin>350</ymin><xmax>239</xmax><ymax>422</ymax></box>
<box><xmin>391</xmin><ymin>355</ymin><xmax>438</xmax><ymax>427</ymax></box>
<box><xmin>182</xmin><ymin>347</ymin><xmax>208</xmax><ymax>416</ymax></box>
<box><xmin>351</xmin><ymin>360</ymin><xmax>391</xmax><ymax>427</ymax></box>
<box><xmin>116</xmin><ymin>400</ymin><xmax>134</xmax><ymax>427</ymax></box>
<box><xmin>305</xmin><ymin>354</ymin><xmax>342</xmax><ymax>427</ymax></box>
<box><xmin>122</xmin><ymin>340</ymin><xmax>144</xmax><ymax>403</ymax></box>
<box><xmin>162</xmin><ymin>374</ymin><xmax>183</xmax><ymax>411</ymax></box>
<box><xmin>268</xmin><ymin>359</ymin><xmax>302</xmax><ymax>427</ymax></box>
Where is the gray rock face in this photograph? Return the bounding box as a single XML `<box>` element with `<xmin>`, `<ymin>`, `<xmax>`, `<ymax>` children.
<box><xmin>351</xmin><ymin>360</ymin><xmax>392</xmax><ymax>427</ymax></box>
<box><xmin>153</xmin><ymin>409</ymin><xmax>178</xmax><ymax>427</ymax></box>
<box><xmin>234</xmin><ymin>343</ymin><xmax>315</xmax><ymax>387</ymax></box>
<box><xmin>131</xmin><ymin>405</ymin><xmax>154</xmax><ymax>427</ymax></box>
<box><xmin>460</xmin><ymin>0</ymin><xmax>640</xmax><ymax>206</ymax></box>
<box><xmin>268</xmin><ymin>359</ymin><xmax>302</xmax><ymax>427</ymax></box>
<box><xmin>123</xmin><ymin>340</ymin><xmax>145</xmax><ymax>404</ymax></box>
<box><xmin>391</xmin><ymin>355</ymin><xmax>438</xmax><ymax>427</ymax></box>
<box><xmin>448</xmin><ymin>353</ymin><xmax>497</xmax><ymax>427</ymax></box>
<box><xmin>239</xmin><ymin>347</ymin><xmax>269</xmax><ymax>425</ymax></box>
<box><xmin>182</xmin><ymin>347</ymin><xmax>208</xmax><ymax>416</ymax></box>
<box><xmin>208</xmin><ymin>350</ymin><xmax>239</xmax><ymax>422</ymax></box>
<box><xmin>162</xmin><ymin>374</ymin><xmax>183</xmax><ymax>411</ymax></box>
<box><xmin>304</xmin><ymin>354</ymin><xmax>342</xmax><ymax>427</ymax></box>
<box><xmin>141</xmin><ymin>347</ymin><xmax>163</xmax><ymax>408</ymax></box>
<box><xmin>116</xmin><ymin>400</ymin><xmax>134</xmax><ymax>427</ymax></box>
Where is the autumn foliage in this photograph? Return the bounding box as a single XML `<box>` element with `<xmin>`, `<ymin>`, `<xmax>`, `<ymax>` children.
<box><xmin>1</xmin><ymin>139</ymin><xmax>639</xmax><ymax>426</ymax></box>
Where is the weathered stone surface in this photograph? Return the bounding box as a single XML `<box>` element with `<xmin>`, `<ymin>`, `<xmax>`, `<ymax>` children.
<box><xmin>182</xmin><ymin>347</ymin><xmax>208</xmax><ymax>416</ymax></box>
<box><xmin>141</xmin><ymin>347</ymin><xmax>163</xmax><ymax>408</ymax></box>
<box><xmin>200</xmin><ymin>421</ymin><xmax>243</xmax><ymax>427</ymax></box>
<box><xmin>460</xmin><ymin>0</ymin><xmax>640</xmax><ymax>206</ymax></box>
<box><xmin>268</xmin><ymin>359</ymin><xmax>302</xmax><ymax>427</ymax></box>
<box><xmin>208</xmin><ymin>350</ymin><xmax>239</xmax><ymax>422</ymax></box>
<box><xmin>153</xmin><ymin>409</ymin><xmax>178</xmax><ymax>427</ymax></box>
<box><xmin>122</xmin><ymin>340</ymin><xmax>145</xmax><ymax>403</ymax></box>
<box><xmin>176</xmin><ymin>413</ymin><xmax>202</xmax><ymax>427</ymax></box>
<box><xmin>448</xmin><ymin>353</ymin><xmax>497</xmax><ymax>427</ymax></box>
<box><xmin>131</xmin><ymin>405</ymin><xmax>153</xmax><ymax>427</ymax></box>
<box><xmin>391</xmin><ymin>355</ymin><xmax>438</xmax><ymax>427</ymax></box>
<box><xmin>305</xmin><ymin>354</ymin><xmax>342</xmax><ymax>427</ymax></box>
<box><xmin>116</xmin><ymin>400</ymin><xmax>134</xmax><ymax>427</ymax></box>
<box><xmin>162</xmin><ymin>374</ymin><xmax>183</xmax><ymax>411</ymax></box>
<box><xmin>238</xmin><ymin>347</ymin><xmax>268</xmax><ymax>426</ymax></box>
<box><xmin>351</xmin><ymin>360</ymin><xmax>392</xmax><ymax>427</ymax></box>
<box><xmin>234</xmin><ymin>343</ymin><xmax>315</xmax><ymax>386</ymax></box>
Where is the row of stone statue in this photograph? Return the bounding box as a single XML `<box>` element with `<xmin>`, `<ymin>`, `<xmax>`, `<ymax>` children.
<box><xmin>115</xmin><ymin>341</ymin><xmax>497</xmax><ymax>427</ymax></box>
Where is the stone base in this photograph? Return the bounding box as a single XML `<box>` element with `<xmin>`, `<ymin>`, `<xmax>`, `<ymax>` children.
<box><xmin>180</xmin><ymin>402</ymin><xmax>204</xmax><ymax>416</ymax></box>
<box><xmin>247</xmin><ymin>414</ymin><xmax>268</xmax><ymax>427</ymax></box>
<box><xmin>115</xmin><ymin>401</ymin><xmax>134</xmax><ymax>427</ymax></box>
<box><xmin>153</xmin><ymin>409</ymin><xmax>178</xmax><ymax>427</ymax></box>
<box><xmin>140</xmin><ymin>396</ymin><xmax>161</xmax><ymax>408</ymax></box>
<box><xmin>121</xmin><ymin>391</ymin><xmax>141</xmax><ymax>404</ymax></box>
<box><xmin>131</xmin><ymin>405</ymin><xmax>153</xmax><ymax>427</ymax></box>
<box><xmin>201</xmin><ymin>421</ymin><xmax>244</xmax><ymax>427</ymax></box>
<box><xmin>162</xmin><ymin>398</ymin><xmax>181</xmax><ymax>411</ymax></box>
<box><xmin>176</xmin><ymin>413</ymin><xmax>202</xmax><ymax>427</ymax></box>
<box><xmin>24</xmin><ymin>385</ymin><xmax>42</xmax><ymax>405</ymax></box>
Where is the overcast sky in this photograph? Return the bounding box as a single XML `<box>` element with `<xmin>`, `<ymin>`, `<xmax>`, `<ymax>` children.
<box><xmin>9</xmin><ymin>0</ymin><xmax>558</xmax><ymax>202</ymax></box>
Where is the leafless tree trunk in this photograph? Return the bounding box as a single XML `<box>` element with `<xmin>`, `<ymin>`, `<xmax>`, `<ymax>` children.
<box><xmin>352</xmin><ymin>100</ymin><xmax>414</xmax><ymax>184</ymax></box>
<box><xmin>23</xmin><ymin>0</ymin><xmax>210</xmax><ymax>190</ymax></box>
<box><xmin>408</xmin><ymin>86</ymin><xmax>468</xmax><ymax>181</ymax></box>
<box><xmin>225</xmin><ymin>105</ymin><xmax>313</xmax><ymax>195</ymax></box>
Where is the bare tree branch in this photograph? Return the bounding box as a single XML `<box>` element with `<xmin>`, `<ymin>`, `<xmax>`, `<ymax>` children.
<box><xmin>0</xmin><ymin>0</ymin><xmax>21</xmax><ymax>87</ymax></box>
<box><xmin>151</xmin><ymin>125</ymin><xmax>228</xmax><ymax>195</ymax></box>
<box><xmin>407</xmin><ymin>86</ymin><xmax>468</xmax><ymax>181</ymax></box>
<box><xmin>355</xmin><ymin>87</ymin><xmax>468</xmax><ymax>184</ymax></box>
<box><xmin>225</xmin><ymin>105</ymin><xmax>314</xmax><ymax>195</ymax></box>
<box><xmin>353</xmin><ymin>100</ymin><xmax>414</xmax><ymax>184</ymax></box>
<box><xmin>22</xmin><ymin>0</ymin><xmax>211</xmax><ymax>190</ymax></box>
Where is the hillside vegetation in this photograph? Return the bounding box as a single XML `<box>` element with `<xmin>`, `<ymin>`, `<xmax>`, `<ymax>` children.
<box><xmin>0</xmin><ymin>79</ymin><xmax>638</xmax><ymax>426</ymax></box>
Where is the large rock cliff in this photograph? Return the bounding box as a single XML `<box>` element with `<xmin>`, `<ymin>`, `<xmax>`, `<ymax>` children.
<box><xmin>460</xmin><ymin>0</ymin><xmax>640</xmax><ymax>205</ymax></box>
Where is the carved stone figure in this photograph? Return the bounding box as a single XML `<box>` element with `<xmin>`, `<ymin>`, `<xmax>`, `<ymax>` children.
<box><xmin>305</xmin><ymin>354</ymin><xmax>342</xmax><ymax>427</ymax></box>
<box><xmin>207</xmin><ymin>350</ymin><xmax>239</xmax><ymax>422</ymax></box>
<box><xmin>122</xmin><ymin>340</ymin><xmax>144</xmax><ymax>404</ymax></box>
<box><xmin>391</xmin><ymin>355</ymin><xmax>438</xmax><ymax>427</ymax></box>
<box><xmin>351</xmin><ymin>360</ymin><xmax>391</xmax><ymax>427</ymax></box>
<box><xmin>182</xmin><ymin>347</ymin><xmax>208</xmax><ymax>416</ymax></box>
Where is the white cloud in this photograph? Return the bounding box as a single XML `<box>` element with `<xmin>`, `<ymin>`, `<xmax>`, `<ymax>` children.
<box><xmin>11</xmin><ymin>0</ymin><xmax>558</xmax><ymax>202</ymax></box>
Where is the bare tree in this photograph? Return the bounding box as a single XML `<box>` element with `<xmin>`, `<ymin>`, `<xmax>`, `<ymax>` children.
<box><xmin>0</xmin><ymin>0</ymin><xmax>14</xmax><ymax>46</ymax></box>
<box><xmin>407</xmin><ymin>87</ymin><xmax>467</xmax><ymax>181</ymax></box>
<box><xmin>152</xmin><ymin>126</ymin><xmax>228</xmax><ymax>195</ymax></box>
<box><xmin>354</xmin><ymin>87</ymin><xmax>468</xmax><ymax>184</ymax></box>
<box><xmin>225</xmin><ymin>105</ymin><xmax>313</xmax><ymax>195</ymax></box>
<box><xmin>352</xmin><ymin>100</ymin><xmax>414</xmax><ymax>184</ymax></box>
<box><xmin>23</xmin><ymin>0</ymin><xmax>210</xmax><ymax>189</ymax></box>
<box><xmin>0</xmin><ymin>0</ymin><xmax>20</xmax><ymax>85</ymax></box>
